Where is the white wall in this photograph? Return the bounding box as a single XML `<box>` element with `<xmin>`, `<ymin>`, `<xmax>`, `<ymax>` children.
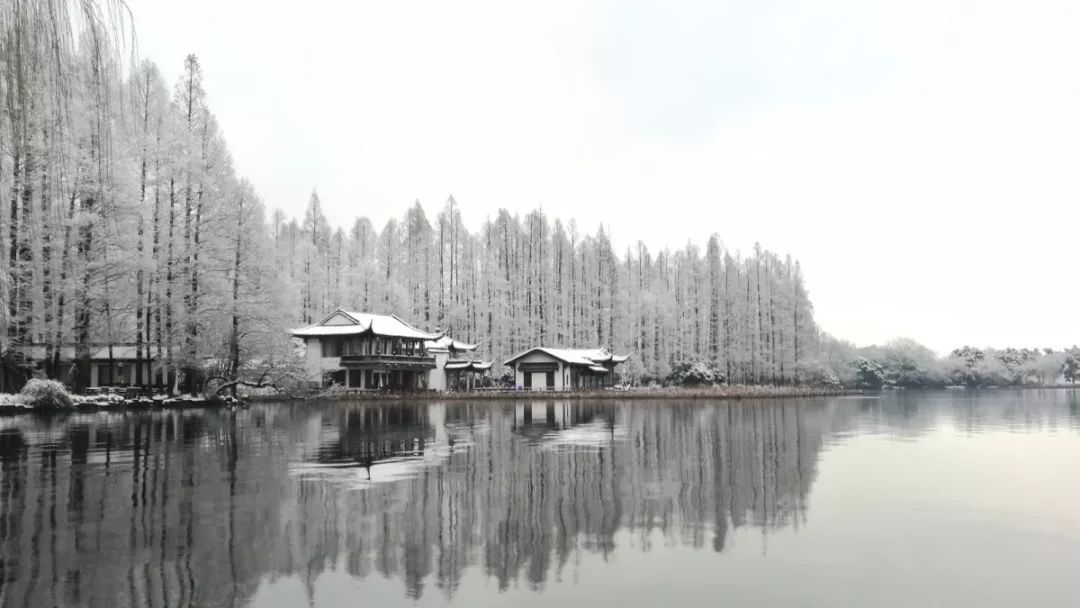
<box><xmin>428</xmin><ymin>351</ymin><xmax>449</xmax><ymax>391</ymax></box>
<box><xmin>303</xmin><ymin>337</ymin><xmax>342</xmax><ymax>380</ymax></box>
<box><xmin>512</xmin><ymin>351</ymin><xmax>566</xmax><ymax>390</ymax></box>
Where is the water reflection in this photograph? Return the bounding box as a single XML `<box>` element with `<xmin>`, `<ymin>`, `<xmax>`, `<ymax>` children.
<box><xmin>0</xmin><ymin>391</ymin><xmax>1077</xmax><ymax>607</ymax></box>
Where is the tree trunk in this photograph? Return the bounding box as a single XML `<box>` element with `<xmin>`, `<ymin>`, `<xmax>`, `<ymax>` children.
<box><xmin>229</xmin><ymin>195</ymin><xmax>244</xmax><ymax>397</ymax></box>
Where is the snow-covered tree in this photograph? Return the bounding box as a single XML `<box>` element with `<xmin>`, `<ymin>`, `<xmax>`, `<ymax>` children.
<box><xmin>0</xmin><ymin>3</ymin><xmax>827</xmax><ymax>391</ymax></box>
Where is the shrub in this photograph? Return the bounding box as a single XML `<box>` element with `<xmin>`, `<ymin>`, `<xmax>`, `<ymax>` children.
<box><xmin>852</xmin><ymin>357</ymin><xmax>886</xmax><ymax>389</ymax></box>
<box><xmin>794</xmin><ymin>358</ymin><xmax>841</xmax><ymax>386</ymax></box>
<box><xmin>665</xmin><ymin>361</ymin><xmax>725</xmax><ymax>387</ymax></box>
<box><xmin>19</xmin><ymin>378</ymin><xmax>74</xmax><ymax>409</ymax></box>
<box><xmin>496</xmin><ymin>370</ymin><xmax>515</xmax><ymax>388</ymax></box>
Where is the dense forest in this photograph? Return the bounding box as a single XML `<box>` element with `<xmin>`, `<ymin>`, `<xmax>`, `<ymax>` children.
<box><xmin>0</xmin><ymin>2</ymin><xmax>291</xmax><ymax>391</ymax></box>
<box><xmin>0</xmin><ymin>3</ymin><xmax>819</xmax><ymax>391</ymax></box>
<box><xmin>2</xmin><ymin>1</ymin><xmax>1075</xmax><ymax>394</ymax></box>
<box><xmin>281</xmin><ymin>195</ymin><xmax>819</xmax><ymax>385</ymax></box>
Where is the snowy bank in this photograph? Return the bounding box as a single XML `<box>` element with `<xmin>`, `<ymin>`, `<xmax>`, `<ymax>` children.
<box><xmin>253</xmin><ymin>385</ymin><xmax>858</xmax><ymax>403</ymax></box>
<box><xmin>0</xmin><ymin>392</ymin><xmax>240</xmax><ymax>415</ymax></box>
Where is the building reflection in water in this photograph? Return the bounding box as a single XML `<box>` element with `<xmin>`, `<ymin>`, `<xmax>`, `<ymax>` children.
<box><xmin>0</xmin><ymin>393</ymin><xmax>1074</xmax><ymax>607</ymax></box>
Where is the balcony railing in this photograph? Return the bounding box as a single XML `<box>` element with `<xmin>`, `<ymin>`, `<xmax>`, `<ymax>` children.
<box><xmin>339</xmin><ymin>353</ymin><xmax>436</xmax><ymax>368</ymax></box>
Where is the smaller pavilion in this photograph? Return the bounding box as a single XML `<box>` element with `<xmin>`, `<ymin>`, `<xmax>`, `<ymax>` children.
<box><xmin>425</xmin><ymin>336</ymin><xmax>493</xmax><ymax>391</ymax></box>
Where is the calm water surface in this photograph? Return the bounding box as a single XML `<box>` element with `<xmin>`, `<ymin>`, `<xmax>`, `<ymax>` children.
<box><xmin>1</xmin><ymin>390</ymin><xmax>1079</xmax><ymax>607</ymax></box>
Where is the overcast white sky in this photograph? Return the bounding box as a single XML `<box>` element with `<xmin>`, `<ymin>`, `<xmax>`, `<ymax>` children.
<box><xmin>126</xmin><ymin>0</ymin><xmax>1079</xmax><ymax>354</ymax></box>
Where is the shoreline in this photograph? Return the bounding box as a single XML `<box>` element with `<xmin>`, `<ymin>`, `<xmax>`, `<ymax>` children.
<box><xmin>0</xmin><ymin>385</ymin><xmax>856</xmax><ymax>414</ymax></box>
<box><xmin>268</xmin><ymin>385</ymin><xmax>861</xmax><ymax>403</ymax></box>
<box><xmin>5</xmin><ymin>384</ymin><xmax>1078</xmax><ymax>415</ymax></box>
<box><xmin>0</xmin><ymin>394</ymin><xmax>226</xmax><ymax>415</ymax></box>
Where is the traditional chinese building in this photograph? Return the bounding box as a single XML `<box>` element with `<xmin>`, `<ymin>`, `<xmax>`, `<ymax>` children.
<box><xmin>11</xmin><ymin>343</ymin><xmax>169</xmax><ymax>390</ymax></box>
<box><xmin>84</xmin><ymin>346</ymin><xmax>167</xmax><ymax>388</ymax></box>
<box><xmin>503</xmin><ymin>347</ymin><xmax>629</xmax><ymax>390</ymax></box>
<box><xmin>291</xmin><ymin>309</ymin><xmax>444</xmax><ymax>390</ymax></box>
<box><xmin>425</xmin><ymin>336</ymin><xmax>493</xmax><ymax>391</ymax></box>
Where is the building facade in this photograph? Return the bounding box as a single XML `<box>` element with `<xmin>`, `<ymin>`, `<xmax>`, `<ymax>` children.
<box><xmin>85</xmin><ymin>346</ymin><xmax>168</xmax><ymax>388</ymax></box>
<box><xmin>503</xmin><ymin>348</ymin><xmax>629</xmax><ymax>391</ymax></box>
<box><xmin>292</xmin><ymin>309</ymin><xmax>445</xmax><ymax>390</ymax></box>
<box><xmin>425</xmin><ymin>336</ymin><xmax>493</xmax><ymax>391</ymax></box>
<box><xmin>12</xmin><ymin>344</ymin><xmax>169</xmax><ymax>390</ymax></box>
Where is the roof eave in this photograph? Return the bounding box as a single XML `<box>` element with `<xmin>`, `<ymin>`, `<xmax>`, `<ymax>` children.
<box><xmin>388</xmin><ymin>315</ymin><xmax>443</xmax><ymax>340</ymax></box>
<box><xmin>502</xmin><ymin>347</ymin><xmax>543</xmax><ymax>367</ymax></box>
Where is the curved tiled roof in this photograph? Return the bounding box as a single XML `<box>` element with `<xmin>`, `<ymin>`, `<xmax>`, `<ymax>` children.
<box><xmin>444</xmin><ymin>360</ymin><xmax>493</xmax><ymax>372</ymax></box>
<box><xmin>502</xmin><ymin>347</ymin><xmax>630</xmax><ymax>368</ymax></box>
<box><xmin>424</xmin><ymin>336</ymin><xmax>479</xmax><ymax>352</ymax></box>
<box><xmin>291</xmin><ymin>309</ymin><xmax>442</xmax><ymax>340</ymax></box>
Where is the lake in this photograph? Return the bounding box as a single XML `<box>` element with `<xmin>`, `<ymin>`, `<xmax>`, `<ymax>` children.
<box><xmin>1</xmin><ymin>390</ymin><xmax>1079</xmax><ymax>607</ymax></box>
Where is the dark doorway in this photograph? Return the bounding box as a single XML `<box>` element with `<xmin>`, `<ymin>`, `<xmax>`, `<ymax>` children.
<box><xmin>348</xmin><ymin>369</ymin><xmax>363</xmax><ymax>388</ymax></box>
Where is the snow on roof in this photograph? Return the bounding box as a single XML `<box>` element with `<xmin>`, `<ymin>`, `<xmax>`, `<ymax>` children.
<box><xmin>424</xmin><ymin>336</ymin><xmax>479</xmax><ymax>352</ymax></box>
<box><xmin>502</xmin><ymin>347</ymin><xmax>630</xmax><ymax>368</ymax></box>
<box><xmin>502</xmin><ymin>348</ymin><xmax>590</xmax><ymax>367</ymax></box>
<box><xmin>291</xmin><ymin>309</ymin><xmax>442</xmax><ymax>340</ymax></box>
<box><xmin>346</xmin><ymin>312</ymin><xmax>443</xmax><ymax>340</ymax></box>
<box><xmin>16</xmin><ymin>345</ymin><xmax>77</xmax><ymax>361</ymax></box>
<box><xmin>290</xmin><ymin>325</ymin><xmax>369</xmax><ymax>337</ymax></box>
<box><xmin>15</xmin><ymin>344</ymin><xmax>162</xmax><ymax>362</ymax></box>
<box><xmin>567</xmin><ymin>349</ymin><xmax>621</xmax><ymax>363</ymax></box>
<box><xmin>587</xmin><ymin>365</ymin><xmax>610</xmax><ymax>373</ymax></box>
<box><xmin>444</xmin><ymin>360</ymin><xmax>493</xmax><ymax>371</ymax></box>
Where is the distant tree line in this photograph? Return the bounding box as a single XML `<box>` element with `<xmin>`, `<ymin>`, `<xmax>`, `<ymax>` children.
<box><xmin>812</xmin><ymin>337</ymin><xmax>1080</xmax><ymax>389</ymax></box>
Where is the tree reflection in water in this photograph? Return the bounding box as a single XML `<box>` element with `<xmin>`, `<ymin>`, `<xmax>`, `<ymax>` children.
<box><xmin>0</xmin><ymin>393</ymin><xmax>1076</xmax><ymax>607</ymax></box>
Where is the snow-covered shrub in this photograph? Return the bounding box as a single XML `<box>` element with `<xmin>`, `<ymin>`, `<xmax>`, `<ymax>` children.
<box><xmin>1063</xmin><ymin>347</ymin><xmax>1080</xmax><ymax>383</ymax></box>
<box><xmin>19</xmin><ymin>379</ymin><xmax>74</xmax><ymax>409</ymax></box>
<box><xmin>665</xmin><ymin>362</ymin><xmax>725</xmax><ymax>387</ymax></box>
<box><xmin>794</xmin><ymin>357</ymin><xmax>841</xmax><ymax>386</ymax></box>
<box><xmin>852</xmin><ymin>358</ymin><xmax>886</xmax><ymax>389</ymax></box>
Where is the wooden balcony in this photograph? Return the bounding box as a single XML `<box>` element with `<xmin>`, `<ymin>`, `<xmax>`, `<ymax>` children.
<box><xmin>339</xmin><ymin>353</ymin><xmax>436</xmax><ymax>370</ymax></box>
